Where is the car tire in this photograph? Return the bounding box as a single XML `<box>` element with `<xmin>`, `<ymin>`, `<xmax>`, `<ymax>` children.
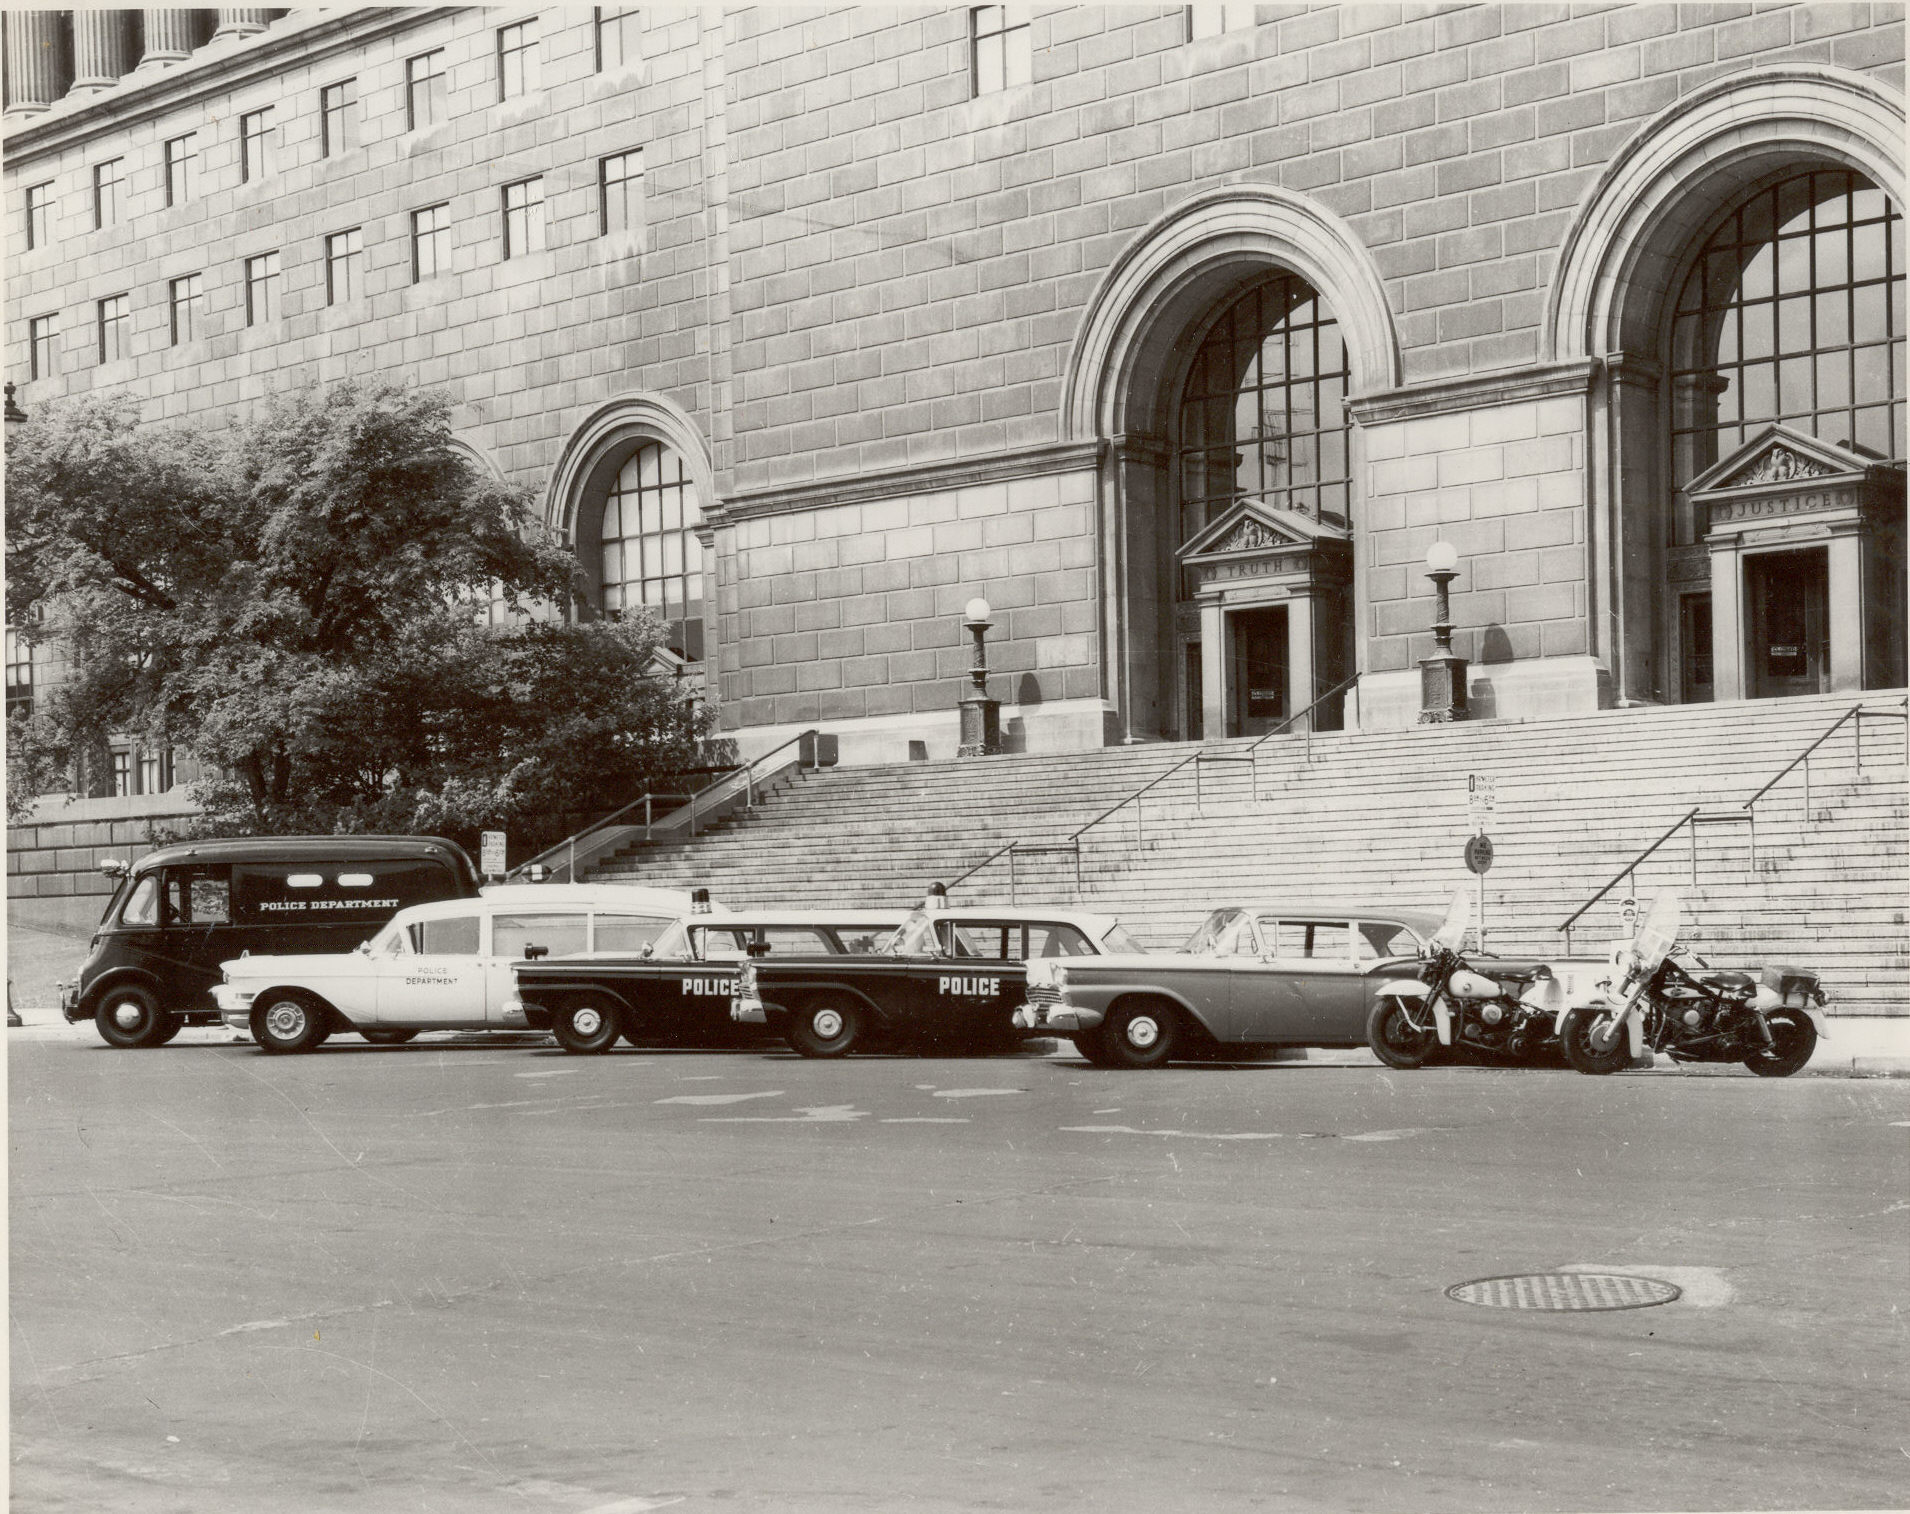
<box><xmin>94</xmin><ymin>985</ymin><xmax>171</xmax><ymax>1048</ymax></box>
<box><xmin>359</xmin><ymin>1029</ymin><xmax>419</xmax><ymax>1046</ymax></box>
<box><xmin>787</xmin><ymin>998</ymin><xmax>860</xmax><ymax>1058</ymax></box>
<box><xmin>252</xmin><ymin>992</ymin><xmax>330</xmax><ymax>1055</ymax></box>
<box><xmin>1101</xmin><ymin>999</ymin><xmax>1176</xmax><ymax>1069</ymax></box>
<box><xmin>1072</xmin><ymin>1029</ymin><xmax>1115</xmax><ymax>1067</ymax></box>
<box><xmin>551</xmin><ymin>994</ymin><xmax>623</xmax><ymax>1055</ymax></box>
<box><xmin>1744</xmin><ymin>1007</ymin><xmax>1817</xmax><ymax>1078</ymax></box>
<box><xmin>1365</xmin><ymin>998</ymin><xmax>1437</xmax><ymax>1069</ymax></box>
<box><xmin>153</xmin><ymin>1014</ymin><xmax>185</xmax><ymax>1045</ymax></box>
<box><xmin>1559</xmin><ymin>1005</ymin><xmax>1632</xmax><ymax>1076</ymax></box>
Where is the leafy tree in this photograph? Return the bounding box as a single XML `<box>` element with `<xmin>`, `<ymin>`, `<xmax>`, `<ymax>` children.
<box><xmin>6</xmin><ymin>382</ymin><xmax>720</xmax><ymax>853</ymax></box>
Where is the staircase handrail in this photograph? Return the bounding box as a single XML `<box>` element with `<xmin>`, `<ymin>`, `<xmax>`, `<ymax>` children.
<box><xmin>945</xmin><ymin>841</ymin><xmax>1017</xmax><ymax>891</ymax></box>
<box><xmin>507</xmin><ymin>728</ymin><xmax>820</xmax><ymax>882</ymax></box>
<box><xmin>1740</xmin><ymin>697</ymin><xmax>1908</xmax><ymax>813</ymax></box>
<box><xmin>1245</xmin><ymin>670</ymin><xmax>1364</xmax><ymax>755</ymax></box>
<box><xmin>1557</xmin><ymin>804</ymin><xmax>1702</xmax><ymax>940</ymax></box>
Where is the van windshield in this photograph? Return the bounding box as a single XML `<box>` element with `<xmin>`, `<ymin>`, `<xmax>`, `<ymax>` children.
<box><xmin>117</xmin><ymin>876</ymin><xmax>159</xmax><ymax>928</ymax></box>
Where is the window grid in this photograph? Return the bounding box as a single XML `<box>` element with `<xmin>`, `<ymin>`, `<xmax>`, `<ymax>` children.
<box><xmin>595</xmin><ymin>6</ymin><xmax>641</xmax><ymax>71</ymax></box>
<box><xmin>601</xmin><ymin>150</ymin><xmax>643</xmax><ymax>237</ymax></box>
<box><xmin>29</xmin><ymin>315</ymin><xmax>57</xmax><ymax>379</ymax></box>
<box><xmin>6</xmin><ymin>627</ymin><xmax>32</xmax><ymax>718</ymax></box>
<box><xmin>164</xmin><ymin>135</ymin><xmax>195</xmax><ymax>206</ymax></box>
<box><xmin>1177</xmin><ymin>271</ymin><xmax>1353</xmax><ymax>544</ymax></box>
<box><xmin>412</xmin><ymin>203</ymin><xmax>450</xmax><ymax>282</ymax></box>
<box><xmin>600</xmin><ymin>441</ymin><xmax>704</xmax><ymax>661</ymax></box>
<box><xmin>497</xmin><ymin>19</ymin><xmax>538</xmax><ymax>99</ymax></box>
<box><xmin>972</xmin><ymin>6</ymin><xmax>1032</xmax><ymax>95</ymax></box>
<box><xmin>240</xmin><ymin>108</ymin><xmax>274</xmax><ymax>182</ymax></box>
<box><xmin>169</xmin><ymin>274</ymin><xmax>203</xmax><ymax>346</ymax></box>
<box><xmin>97</xmin><ymin>294</ymin><xmax>131</xmax><ymax>363</ymax></box>
<box><xmin>245</xmin><ymin>252</ymin><xmax>280</xmax><ymax>326</ymax></box>
<box><xmin>138</xmin><ymin>748</ymin><xmax>172</xmax><ymax>795</ymax></box>
<box><xmin>502</xmin><ymin>177</ymin><xmax>545</xmax><ymax>259</ymax></box>
<box><xmin>26</xmin><ymin>181</ymin><xmax>52</xmax><ymax>248</ymax></box>
<box><xmin>320</xmin><ymin>79</ymin><xmax>357</xmax><ymax>157</ymax></box>
<box><xmin>325</xmin><ymin>228</ymin><xmax>363</xmax><ymax>305</ymax></box>
<box><xmin>113</xmin><ymin>749</ymin><xmax>134</xmax><ymax>798</ymax></box>
<box><xmin>92</xmin><ymin>158</ymin><xmax>123</xmax><ymax>230</ymax></box>
<box><xmin>407</xmin><ymin>50</ymin><xmax>447</xmax><ymax>130</ymax></box>
<box><xmin>1670</xmin><ymin>169</ymin><xmax>1906</xmax><ymax>545</ymax></box>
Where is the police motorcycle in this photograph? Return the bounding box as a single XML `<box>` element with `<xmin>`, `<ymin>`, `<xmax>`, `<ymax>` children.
<box><xmin>1364</xmin><ymin>889</ymin><xmax>1566</xmax><ymax>1069</ymax></box>
<box><xmin>1556</xmin><ymin>892</ymin><xmax>1826</xmax><ymax>1077</ymax></box>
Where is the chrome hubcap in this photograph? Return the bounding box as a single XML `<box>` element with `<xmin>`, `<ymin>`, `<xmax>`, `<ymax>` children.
<box><xmin>266</xmin><ymin>1003</ymin><xmax>306</xmax><ymax>1038</ymax></box>
<box><xmin>1589</xmin><ymin>1018</ymin><xmax>1620</xmax><ymax>1053</ymax></box>
<box><xmin>111</xmin><ymin>1000</ymin><xmax>145</xmax><ymax>1030</ymax></box>
<box><xmin>812</xmin><ymin>1009</ymin><xmax>844</xmax><ymax>1040</ymax></box>
<box><xmin>572</xmin><ymin>1007</ymin><xmax>604</xmax><ymax>1038</ymax></box>
<box><xmin>1126</xmin><ymin>1015</ymin><xmax>1160</xmax><ymax>1050</ymax></box>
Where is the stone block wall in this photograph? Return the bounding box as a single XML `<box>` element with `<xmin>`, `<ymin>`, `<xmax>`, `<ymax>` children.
<box><xmin>6</xmin><ymin>803</ymin><xmax>199</xmax><ymax>935</ymax></box>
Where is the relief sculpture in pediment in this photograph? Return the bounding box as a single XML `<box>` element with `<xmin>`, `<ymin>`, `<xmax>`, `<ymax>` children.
<box><xmin>1727</xmin><ymin>444</ymin><xmax>1832</xmax><ymax>488</ymax></box>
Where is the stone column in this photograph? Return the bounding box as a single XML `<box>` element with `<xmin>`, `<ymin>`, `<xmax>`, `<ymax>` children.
<box><xmin>1707</xmin><ymin>546</ymin><xmax>1745</xmax><ymax>703</ymax></box>
<box><xmin>1200</xmin><ymin>599</ymin><xmax>1227</xmax><ymax>741</ymax></box>
<box><xmin>136</xmin><ymin>9</ymin><xmax>202</xmax><ymax>71</ymax></box>
<box><xmin>71</xmin><ymin>11</ymin><xmax>136</xmax><ymax>94</ymax></box>
<box><xmin>211</xmin><ymin>8</ymin><xmax>270</xmax><ymax>41</ymax></box>
<box><xmin>1286</xmin><ymin>592</ymin><xmax>1315</xmax><ymax>730</ymax></box>
<box><xmin>3</xmin><ymin>12</ymin><xmax>70</xmax><ymax>115</ymax></box>
<box><xmin>1826</xmin><ymin>533</ymin><xmax>1866</xmax><ymax>694</ymax></box>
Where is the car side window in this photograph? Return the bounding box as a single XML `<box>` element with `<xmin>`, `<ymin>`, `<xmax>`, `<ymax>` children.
<box><xmin>1360</xmin><ymin>922</ymin><xmax>1419</xmax><ymax>959</ymax></box>
<box><xmin>594</xmin><ymin>914</ymin><xmax>672</xmax><ymax>954</ymax></box>
<box><xmin>1307</xmin><ymin>922</ymin><xmax>1359</xmax><ymax>961</ymax></box>
<box><xmin>697</xmin><ymin>928</ymin><xmax>751</xmax><ymax>961</ymax></box>
<box><xmin>835</xmin><ymin>927</ymin><xmax>891</xmax><ymax>954</ymax></box>
<box><xmin>950</xmin><ymin>923</ymin><xmax>1018</xmax><ymax>960</ymax></box>
<box><xmin>1258</xmin><ymin>919</ymin><xmax>1309</xmax><ymax>958</ymax></box>
<box><xmin>410</xmin><ymin>916</ymin><xmax>480</xmax><ymax>955</ymax></box>
<box><xmin>1026</xmin><ymin>924</ymin><xmax>1094</xmax><ymax>957</ymax></box>
<box><xmin>760</xmin><ymin>926</ymin><xmax>832</xmax><ymax>954</ymax></box>
<box><xmin>493</xmin><ymin>912</ymin><xmax>589</xmax><ymax>960</ymax></box>
<box><xmin>163</xmin><ymin>867</ymin><xmax>231</xmax><ymax>927</ymax></box>
<box><xmin>119</xmin><ymin>876</ymin><xmax>159</xmax><ymax>927</ymax></box>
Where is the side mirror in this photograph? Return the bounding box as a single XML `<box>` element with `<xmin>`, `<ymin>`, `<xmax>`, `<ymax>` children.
<box><xmin>640</xmin><ymin>944</ymin><xmax>654</xmax><ymax>959</ymax></box>
<box><xmin>523</xmin><ymin>945</ymin><xmax>550</xmax><ymax>961</ymax></box>
<box><xmin>356</xmin><ymin>941</ymin><xmax>372</xmax><ymax>956</ymax></box>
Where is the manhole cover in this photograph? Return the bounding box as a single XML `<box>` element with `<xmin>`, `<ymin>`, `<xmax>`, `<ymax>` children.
<box><xmin>1446</xmin><ymin>1273</ymin><xmax>1682</xmax><ymax>1311</ymax></box>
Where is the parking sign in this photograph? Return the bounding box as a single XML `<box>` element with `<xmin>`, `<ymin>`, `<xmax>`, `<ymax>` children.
<box><xmin>481</xmin><ymin>830</ymin><xmax>507</xmax><ymax>878</ymax></box>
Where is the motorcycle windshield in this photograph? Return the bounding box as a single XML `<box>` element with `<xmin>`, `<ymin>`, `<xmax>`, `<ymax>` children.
<box><xmin>1430</xmin><ymin>888</ymin><xmax>1469</xmax><ymax>952</ymax></box>
<box><xmin>1632</xmin><ymin>892</ymin><xmax>1682</xmax><ymax>976</ymax></box>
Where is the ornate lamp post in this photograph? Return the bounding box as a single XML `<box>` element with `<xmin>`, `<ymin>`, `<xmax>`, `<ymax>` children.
<box><xmin>4</xmin><ymin>382</ymin><xmax>26</xmax><ymax>426</ymax></box>
<box><xmin>1418</xmin><ymin>540</ymin><xmax>1469</xmax><ymax>723</ymax></box>
<box><xmin>957</xmin><ymin>597</ymin><xmax>1001</xmax><ymax>757</ymax></box>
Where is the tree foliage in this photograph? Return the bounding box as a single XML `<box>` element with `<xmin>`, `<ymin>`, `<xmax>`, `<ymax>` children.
<box><xmin>6</xmin><ymin>382</ymin><xmax>720</xmax><ymax>851</ymax></box>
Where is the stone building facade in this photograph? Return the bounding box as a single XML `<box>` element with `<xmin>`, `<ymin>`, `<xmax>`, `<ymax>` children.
<box><xmin>6</xmin><ymin>3</ymin><xmax>1906</xmax><ymax>790</ymax></box>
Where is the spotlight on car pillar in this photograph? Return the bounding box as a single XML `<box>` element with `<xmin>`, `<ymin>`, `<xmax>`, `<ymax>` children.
<box><xmin>97</xmin><ymin>858</ymin><xmax>129</xmax><ymax>879</ymax></box>
<box><xmin>925</xmin><ymin>882</ymin><xmax>948</xmax><ymax>912</ymax></box>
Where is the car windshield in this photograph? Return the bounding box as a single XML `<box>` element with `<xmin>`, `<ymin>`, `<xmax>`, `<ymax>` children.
<box><xmin>1099</xmin><ymin>922</ymin><xmax>1146</xmax><ymax>955</ymax></box>
<box><xmin>367</xmin><ymin>919</ymin><xmax>410</xmax><ymax>957</ymax></box>
<box><xmin>882</xmin><ymin>909</ymin><xmax>941</xmax><ymax>956</ymax></box>
<box><xmin>1178</xmin><ymin>910</ymin><xmax>1245</xmax><ymax>955</ymax></box>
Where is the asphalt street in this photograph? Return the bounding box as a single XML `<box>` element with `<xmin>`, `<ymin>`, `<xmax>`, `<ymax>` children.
<box><xmin>9</xmin><ymin>1026</ymin><xmax>1908</xmax><ymax>1514</ymax></box>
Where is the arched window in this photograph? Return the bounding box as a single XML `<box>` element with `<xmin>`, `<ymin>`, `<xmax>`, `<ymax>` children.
<box><xmin>598</xmin><ymin>440</ymin><xmax>704</xmax><ymax>661</ymax></box>
<box><xmin>1670</xmin><ymin>168</ymin><xmax>1904</xmax><ymax>546</ymax></box>
<box><xmin>1176</xmin><ymin>271</ymin><xmax>1352</xmax><ymax>546</ymax></box>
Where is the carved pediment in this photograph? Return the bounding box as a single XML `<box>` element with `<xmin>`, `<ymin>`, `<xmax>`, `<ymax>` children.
<box><xmin>1687</xmin><ymin>423</ymin><xmax>1888</xmax><ymax>498</ymax></box>
<box><xmin>1178</xmin><ymin>499</ymin><xmax>1349</xmax><ymax>565</ymax></box>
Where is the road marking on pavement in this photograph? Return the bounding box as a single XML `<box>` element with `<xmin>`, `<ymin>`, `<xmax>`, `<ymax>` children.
<box><xmin>1561</xmin><ymin>1263</ymin><xmax>1733</xmax><ymax>1306</ymax></box>
<box><xmin>656</xmin><ymin>1092</ymin><xmax>784</xmax><ymax>1105</ymax></box>
<box><xmin>882</xmin><ymin>1117</ymin><xmax>971</xmax><ymax>1124</ymax></box>
<box><xmin>515</xmin><ymin>1068</ymin><xmax>579</xmax><ymax>1079</ymax></box>
<box><xmin>1060</xmin><ymin>1125</ymin><xmax>1283</xmax><ymax>1141</ymax></box>
<box><xmin>932</xmin><ymin>1088</ymin><xmax>1023</xmax><ymax>1099</ymax></box>
<box><xmin>1341</xmin><ymin>1128</ymin><xmax>1429</xmax><ymax>1142</ymax></box>
<box><xmin>704</xmin><ymin>1104</ymin><xmax>868</xmax><ymax>1123</ymax></box>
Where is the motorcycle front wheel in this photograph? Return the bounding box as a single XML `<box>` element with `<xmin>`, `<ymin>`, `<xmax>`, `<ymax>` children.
<box><xmin>1560</xmin><ymin>1005</ymin><xmax>1632</xmax><ymax>1075</ymax></box>
<box><xmin>1744</xmin><ymin>1007</ymin><xmax>1817</xmax><ymax>1078</ymax></box>
<box><xmin>1366</xmin><ymin>999</ymin><xmax>1437</xmax><ymax>1069</ymax></box>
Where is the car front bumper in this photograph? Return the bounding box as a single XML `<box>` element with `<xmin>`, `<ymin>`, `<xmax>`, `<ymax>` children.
<box><xmin>1010</xmin><ymin>998</ymin><xmax>1105</xmax><ymax>1034</ymax></box>
<box><xmin>213</xmin><ymin>985</ymin><xmax>256</xmax><ymax>1030</ymax></box>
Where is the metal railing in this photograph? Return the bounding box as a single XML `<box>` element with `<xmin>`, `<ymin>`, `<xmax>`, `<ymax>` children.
<box><xmin>945</xmin><ymin>672</ymin><xmax>1360</xmax><ymax>899</ymax></box>
<box><xmin>1557</xmin><ymin>697</ymin><xmax>1908</xmax><ymax>950</ymax></box>
<box><xmin>507</xmin><ymin>729</ymin><xmax>821</xmax><ymax>883</ymax></box>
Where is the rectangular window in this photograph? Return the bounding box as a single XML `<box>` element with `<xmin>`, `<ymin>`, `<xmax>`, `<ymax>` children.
<box><xmin>29</xmin><ymin>314</ymin><xmax>58</xmax><ymax>379</ymax></box>
<box><xmin>164</xmin><ymin>134</ymin><xmax>195</xmax><ymax>206</ymax></box>
<box><xmin>497</xmin><ymin>19</ymin><xmax>538</xmax><ymax>99</ymax></box>
<box><xmin>320</xmin><ymin>78</ymin><xmax>357</xmax><ymax>157</ymax></box>
<box><xmin>600</xmin><ymin>150</ymin><xmax>643</xmax><ymax>237</ymax></box>
<box><xmin>137</xmin><ymin>748</ymin><xmax>173</xmax><ymax>796</ymax></box>
<box><xmin>5</xmin><ymin>627</ymin><xmax>32</xmax><ymax>718</ymax></box>
<box><xmin>502</xmin><ymin>177</ymin><xmax>545</xmax><ymax>259</ymax></box>
<box><xmin>97</xmin><ymin>294</ymin><xmax>131</xmax><ymax>363</ymax></box>
<box><xmin>325</xmin><ymin>227</ymin><xmax>362</xmax><ymax>305</ymax></box>
<box><xmin>168</xmin><ymin>274</ymin><xmax>202</xmax><ymax>345</ymax></box>
<box><xmin>407</xmin><ymin>49</ymin><xmax>447</xmax><ymax>130</ymax></box>
<box><xmin>595</xmin><ymin>6</ymin><xmax>640</xmax><ymax>71</ymax></box>
<box><xmin>92</xmin><ymin>158</ymin><xmax>124</xmax><ymax>230</ymax></box>
<box><xmin>971</xmin><ymin>6</ymin><xmax>1031</xmax><ymax>95</ymax></box>
<box><xmin>113</xmin><ymin>748</ymin><xmax>134</xmax><ymax>798</ymax></box>
<box><xmin>240</xmin><ymin>108</ymin><xmax>275</xmax><ymax>182</ymax></box>
<box><xmin>1187</xmin><ymin>3</ymin><xmax>1258</xmax><ymax>38</ymax></box>
<box><xmin>245</xmin><ymin>251</ymin><xmax>280</xmax><ymax>325</ymax></box>
<box><xmin>411</xmin><ymin>203</ymin><xmax>451</xmax><ymax>281</ymax></box>
<box><xmin>26</xmin><ymin>181</ymin><xmax>53</xmax><ymax>248</ymax></box>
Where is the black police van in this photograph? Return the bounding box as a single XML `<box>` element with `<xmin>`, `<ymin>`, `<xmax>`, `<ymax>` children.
<box><xmin>61</xmin><ymin>836</ymin><xmax>480</xmax><ymax>1047</ymax></box>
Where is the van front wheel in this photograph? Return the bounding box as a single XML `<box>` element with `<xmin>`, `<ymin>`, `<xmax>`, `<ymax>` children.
<box><xmin>95</xmin><ymin>985</ymin><xmax>171</xmax><ymax>1048</ymax></box>
<box><xmin>253</xmin><ymin>992</ymin><xmax>329</xmax><ymax>1055</ymax></box>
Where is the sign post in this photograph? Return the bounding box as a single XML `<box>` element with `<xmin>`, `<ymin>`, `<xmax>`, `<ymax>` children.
<box><xmin>1465</xmin><ymin>775</ymin><xmax>1496</xmax><ymax>951</ymax></box>
<box><xmin>480</xmin><ymin>830</ymin><xmax>507</xmax><ymax>882</ymax></box>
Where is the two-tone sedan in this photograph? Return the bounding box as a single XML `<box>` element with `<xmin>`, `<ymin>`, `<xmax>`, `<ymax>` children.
<box><xmin>731</xmin><ymin>900</ymin><xmax>1150</xmax><ymax>1057</ymax></box>
<box><xmin>1012</xmin><ymin>902</ymin><xmax>1605</xmax><ymax>1068</ymax></box>
<box><xmin>508</xmin><ymin>908</ymin><xmax>908</xmax><ymax>1053</ymax></box>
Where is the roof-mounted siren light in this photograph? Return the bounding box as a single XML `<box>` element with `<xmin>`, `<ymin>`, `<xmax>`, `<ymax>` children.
<box><xmin>691</xmin><ymin>887</ymin><xmax>712</xmax><ymax>915</ymax></box>
<box><xmin>925</xmin><ymin>882</ymin><xmax>948</xmax><ymax>913</ymax></box>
